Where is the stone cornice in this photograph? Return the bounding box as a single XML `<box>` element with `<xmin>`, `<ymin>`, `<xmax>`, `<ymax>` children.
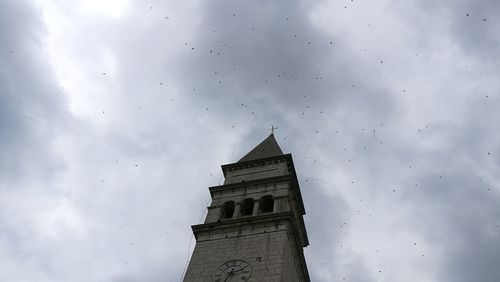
<box><xmin>208</xmin><ymin>175</ymin><xmax>292</xmax><ymax>197</ymax></box>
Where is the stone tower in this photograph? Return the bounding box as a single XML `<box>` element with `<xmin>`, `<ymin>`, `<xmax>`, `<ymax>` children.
<box><xmin>183</xmin><ymin>134</ymin><xmax>310</xmax><ymax>282</ymax></box>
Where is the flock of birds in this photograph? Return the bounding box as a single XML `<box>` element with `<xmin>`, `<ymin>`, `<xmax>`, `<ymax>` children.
<box><xmin>87</xmin><ymin>3</ymin><xmax>498</xmax><ymax>281</ymax></box>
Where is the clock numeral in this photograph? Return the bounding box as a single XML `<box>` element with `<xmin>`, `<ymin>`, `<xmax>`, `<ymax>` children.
<box><xmin>241</xmin><ymin>276</ymin><xmax>247</xmax><ymax>280</ymax></box>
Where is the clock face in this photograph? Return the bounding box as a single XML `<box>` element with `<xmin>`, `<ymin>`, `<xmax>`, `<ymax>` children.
<box><xmin>213</xmin><ymin>259</ymin><xmax>252</xmax><ymax>282</ymax></box>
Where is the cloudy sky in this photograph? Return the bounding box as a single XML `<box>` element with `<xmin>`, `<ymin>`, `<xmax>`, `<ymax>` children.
<box><xmin>1</xmin><ymin>0</ymin><xmax>500</xmax><ymax>281</ymax></box>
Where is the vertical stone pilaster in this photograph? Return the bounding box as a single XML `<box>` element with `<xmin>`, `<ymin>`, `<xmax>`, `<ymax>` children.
<box><xmin>253</xmin><ymin>199</ymin><xmax>260</xmax><ymax>216</ymax></box>
<box><xmin>233</xmin><ymin>203</ymin><xmax>240</xmax><ymax>219</ymax></box>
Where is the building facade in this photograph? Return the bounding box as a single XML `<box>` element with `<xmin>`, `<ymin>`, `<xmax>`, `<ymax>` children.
<box><xmin>183</xmin><ymin>134</ymin><xmax>310</xmax><ymax>282</ymax></box>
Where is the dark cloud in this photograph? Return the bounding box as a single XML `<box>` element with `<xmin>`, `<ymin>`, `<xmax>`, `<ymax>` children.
<box><xmin>171</xmin><ymin>0</ymin><xmax>397</xmax><ymax>143</ymax></box>
<box><xmin>0</xmin><ymin>3</ymin><xmax>70</xmax><ymax>278</ymax></box>
<box><xmin>433</xmin><ymin>0</ymin><xmax>500</xmax><ymax>62</ymax></box>
<box><xmin>0</xmin><ymin>1</ymin><xmax>68</xmax><ymax>183</ymax></box>
<box><xmin>411</xmin><ymin>167</ymin><xmax>500</xmax><ymax>282</ymax></box>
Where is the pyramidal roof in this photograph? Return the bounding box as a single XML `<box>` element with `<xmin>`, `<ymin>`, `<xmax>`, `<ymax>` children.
<box><xmin>238</xmin><ymin>134</ymin><xmax>284</xmax><ymax>162</ymax></box>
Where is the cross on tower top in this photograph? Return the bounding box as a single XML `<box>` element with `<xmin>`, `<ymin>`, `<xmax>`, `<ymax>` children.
<box><xmin>267</xmin><ymin>124</ymin><xmax>279</xmax><ymax>134</ymax></box>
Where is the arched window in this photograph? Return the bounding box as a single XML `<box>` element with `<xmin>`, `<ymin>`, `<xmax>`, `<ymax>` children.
<box><xmin>259</xmin><ymin>195</ymin><xmax>274</xmax><ymax>213</ymax></box>
<box><xmin>221</xmin><ymin>201</ymin><xmax>235</xmax><ymax>219</ymax></box>
<box><xmin>240</xmin><ymin>198</ymin><xmax>254</xmax><ymax>216</ymax></box>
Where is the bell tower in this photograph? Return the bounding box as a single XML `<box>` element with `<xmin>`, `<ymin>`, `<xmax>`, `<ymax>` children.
<box><xmin>183</xmin><ymin>134</ymin><xmax>310</xmax><ymax>281</ymax></box>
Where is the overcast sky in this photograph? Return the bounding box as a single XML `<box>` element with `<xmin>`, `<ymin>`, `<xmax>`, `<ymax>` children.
<box><xmin>1</xmin><ymin>0</ymin><xmax>500</xmax><ymax>281</ymax></box>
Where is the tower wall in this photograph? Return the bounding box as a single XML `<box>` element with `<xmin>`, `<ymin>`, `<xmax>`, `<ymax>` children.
<box><xmin>183</xmin><ymin>219</ymin><xmax>303</xmax><ymax>281</ymax></box>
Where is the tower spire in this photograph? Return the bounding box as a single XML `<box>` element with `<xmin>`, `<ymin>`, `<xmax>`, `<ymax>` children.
<box><xmin>238</xmin><ymin>133</ymin><xmax>283</xmax><ymax>162</ymax></box>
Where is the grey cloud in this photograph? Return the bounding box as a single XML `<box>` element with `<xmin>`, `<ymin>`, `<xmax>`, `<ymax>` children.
<box><xmin>0</xmin><ymin>2</ymin><xmax>70</xmax><ymax>278</ymax></box>
<box><xmin>174</xmin><ymin>1</ymin><xmax>500</xmax><ymax>281</ymax></box>
<box><xmin>0</xmin><ymin>1</ymin><xmax>69</xmax><ymax>183</ymax></box>
<box><xmin>414</xmin><ymin>167</ymin><xmax>500</xmax><ymax>282</ymax></box>
<box><xmin>172</xmin><ymin>0</ymin><xmax>397</xmax><ymax>134</ymax></box>
<box><xmin>409</xmin><ymin>0</ymin><xmax>500</xmax><ymax>65</ymax></box>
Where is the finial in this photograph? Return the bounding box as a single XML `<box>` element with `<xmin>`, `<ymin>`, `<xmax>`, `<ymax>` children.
<box><xmin>266</xmin><ymin>124</ymin><xmax>279</xmax><ymax>134</ymax></box>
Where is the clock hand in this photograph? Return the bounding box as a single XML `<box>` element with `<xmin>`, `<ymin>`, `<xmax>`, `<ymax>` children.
<box><xmin>223</xmin><ymin>268</ymin><xmax>234</xmax><ymax>282</ymax></box>
<box><xmin>231</xmin><ymin>269</ymin><xmax>247</xmax><ymax>274</ymax></box>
